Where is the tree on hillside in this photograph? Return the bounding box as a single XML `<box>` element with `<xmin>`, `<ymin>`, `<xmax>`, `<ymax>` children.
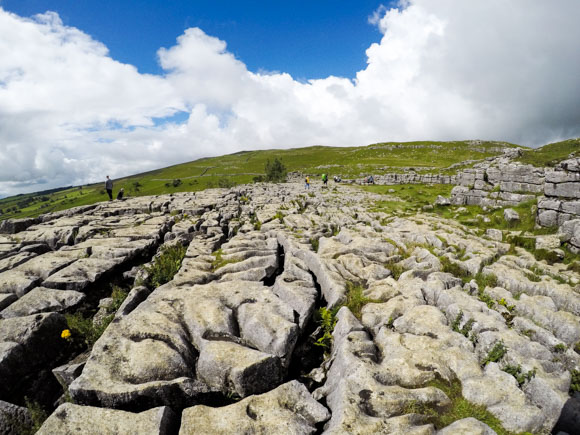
<box><xmin>265</xmin><ymin>158</ymin><xmax>287</xmax><ymax>183</ymax></box>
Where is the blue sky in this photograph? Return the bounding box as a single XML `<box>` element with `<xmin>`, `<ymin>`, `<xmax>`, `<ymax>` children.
<box><xmin>1</xmin><ymin>0</ymin><xmax>390</xmax><ymax>79</ymax></box>
<box><xmin>0</xmin><ymin>0</ymin><xmax>579</xmax><ymax>197</ymax></box>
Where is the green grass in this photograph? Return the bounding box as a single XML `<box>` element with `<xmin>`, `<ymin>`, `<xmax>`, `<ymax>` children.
<box><xmin>211</xmin><ymin>248</ymin><xmax>242</xmax><ymax>271</ymax></box>
<box><xmin>365</xmin><ymin>184</ymin><xmax>454</xmax><ymax>214</ymax></box>
<box><xmin>515</xmin><ymin>138</ymin><xmax>580</xmax><ymax>167</ymax></box>
<box><xmin>343</xmin><ymin>281</ymin><xmax>381</xmax><ymax>319</ymax></box>
<box><xmin>142</xmin><ymin>243</ymin><xmax>187</xmax><ymax>288</ymax></box>
<box><xmin>413</xmin><ymin>377</ymin><xmax>532</xmax><ymax>435</ymax></box>
<box><xmin>0</xmin><ymin>140</ymin><xmax>515</xmax><ymax>221</ymax></box>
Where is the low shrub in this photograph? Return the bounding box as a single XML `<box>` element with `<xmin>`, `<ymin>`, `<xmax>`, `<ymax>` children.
<box><xmin>143</xmin><ymin>243</ymin><xmax>187</xmax><ymax>288</ymax></box>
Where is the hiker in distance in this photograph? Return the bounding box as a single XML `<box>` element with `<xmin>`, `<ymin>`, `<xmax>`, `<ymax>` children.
<box><xmin>305</xmin><ymin>175</ymin><xmax>310</xmax><ymax>190</ymax></box>
<box><xmin>322</xmin><ymin>173</ymin><xmax>328</xmax><ymax>188</ymax></box>
<box><xmin>105</xmin><ymin>175</ymin><xmax>113</xmax><ymax>201</ymax></box>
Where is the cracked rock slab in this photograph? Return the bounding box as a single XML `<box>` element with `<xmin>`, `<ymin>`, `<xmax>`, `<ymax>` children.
<box><xmin>179</xmin><ymin>380</ymin><xmax>329</xmax><ymax>435</ymax></box>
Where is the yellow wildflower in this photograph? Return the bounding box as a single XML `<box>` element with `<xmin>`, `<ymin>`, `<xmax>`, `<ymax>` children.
<box><xmin>61</xmin><ymin>329</ymin><xmax>72</xmax><ymax>340</ymax></box>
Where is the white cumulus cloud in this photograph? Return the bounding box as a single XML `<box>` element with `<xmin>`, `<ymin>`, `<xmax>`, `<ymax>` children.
<box><xmin>0</xmin><ymin>0</ymin><xmax>579</xmax><ymax>197</ymax></box>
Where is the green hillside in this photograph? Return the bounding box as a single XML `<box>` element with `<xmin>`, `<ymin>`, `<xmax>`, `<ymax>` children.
<box><xmin>515</xmin><ymin>137</ymin><xmax>580</xmax><ymax>167</ymax></box>
<box><xmin>0</xmin><ymin>140</ymin><xmax>521</xmax><ymax>221</ymax></box>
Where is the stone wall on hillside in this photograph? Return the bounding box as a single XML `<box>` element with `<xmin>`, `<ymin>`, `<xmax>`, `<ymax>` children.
<box><xmin>537</xmin><ymin>158</ymin><xmax>580</xmax><ymax>227</ymax></box>
<box><xmin>450</xmin><ymin>162</ymin><xmax>543</xmax><ymax>207</ymax></box>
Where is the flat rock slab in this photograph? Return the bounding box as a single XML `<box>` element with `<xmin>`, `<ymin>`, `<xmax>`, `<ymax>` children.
<box><xmin>0</xmin><ymin>269</ymin><xmax>41</xmax><ymax>297</ymax></box>
<box><xmin>180</xmin><ymin>380</ymin><xmax>329</xmax><ymax>435</ymax></box>
<box><xmin>70</xmin><ymin>280</ymin><xmax>303</xmax><ymax>408</ymax></box>
<box><xmin>38</xmin><ymin>403</ymin><xmax>177</xmax><ymax>435</ymax></box>
<box><xmin>0</xmin><ymin>287</ymin><xmax>85</xmax><ymax>318</ymax></box>
<box><xmin>0</xmin><ymin>252</ymin><xmax>36</xmax><ymax>273</ymax></box>
<box><xmin>42</xmin><ymin>257</ymin><xmax>124</xmax><ymax>290</ymax></box>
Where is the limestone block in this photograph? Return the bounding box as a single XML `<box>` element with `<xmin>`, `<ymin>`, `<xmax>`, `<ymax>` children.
<box><xmin>545</xmin><ymin>182</ymin><xmax>580</xmax><ymax>199</ymax></box>
<box><xmin>38</xmin><ymin>403</ymin><xmax>176</xmax><ymax>435</ymax></box>
<box><xmin>486</xmin><ymin>229</ymin><xmax>503</xmax><ymax>241</ymax></box>
<box><xmin>0</xmin><ymin>287</ymin><xmax>85</xmax><ymax>318</ymax></box>
<box><xmin>503</xmin><ymin>208</ymin><xmax>520</xmax><ymax>223</ymax></box>
<box><xmin>179</xmin><ymin>381</ymin><xmax>329</xmax><ymax>435</ymax></box>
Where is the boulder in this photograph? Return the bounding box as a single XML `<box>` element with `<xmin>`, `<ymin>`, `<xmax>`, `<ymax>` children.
<box><xmin>435</xmin><ymin>195</ymin><xmax>451</xmax><ymax>206</ymax></box>
<box><xmin>503</xmin><ymin>208</ymin><xmax>520</xmax><ymax>223</ymax></box>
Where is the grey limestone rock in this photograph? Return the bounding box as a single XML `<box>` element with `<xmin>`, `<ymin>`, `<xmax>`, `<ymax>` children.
<box><xmin>179</xmin><ymin>381</ymin><xmax>329</xmax><ymax>435</ymax></box>
<box><xmin>0</xmin><ymin>313</ymin><xmax>67</xmax><ymax>398</ymax></box>
<box><xmin>0</xmin><ymin>400</ymin><xmax>32</xmax><ymax>434</ymax></box>
<box><xmin>503</xmin><ymin>208</ymin><xmax>520</xmax><ymax>223</ymax></box>
<box><xmin>38</xmin><ymin>403</ymin><xmax>177</xmax><ymax>435</ymax></box>
<box><xmin>0</xmin><ymin>287</ymin><xmax>85</xmax><ymax>318</ymax></box>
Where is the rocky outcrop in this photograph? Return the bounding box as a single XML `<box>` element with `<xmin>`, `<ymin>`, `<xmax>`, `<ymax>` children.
<box><xmin>0</xmin><ymin>181</ymin><xmax>577</xmax><ymax>434</ymax></box>
<box><xmin>537</xmin><ymin>158</ymin><xmax>580</xmax><ymax>227</ymax></box>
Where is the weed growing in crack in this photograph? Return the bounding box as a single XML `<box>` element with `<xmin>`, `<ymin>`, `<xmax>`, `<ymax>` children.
<box><xmin>20</xmin><ymin>397</ymin><xmax>48</xmax><ymax>434</ymax></box>
<box><xmin>439</xmin><ymin>256</ymin><xmax>470</xmax><ymax>280</ymax></box>
<box><xmin>143</xmin><ymin>243</ymin><xmax>187</xmax><ymax>288</ymax></box>
<box><xmin>64</xmin><ymin>285</ymin><xmax>129</xmax><ymax>349</ymax></box>
<box><xmin>211</xmin><ymin>249</ymin><xmax>241</xmax><ymax>271</ymax></box>
<box><xmin>554</xmin><ymin>343</ymin><xmax>567</xmax><ymax>353</ymax></box>
<box><xmin>407</xmin><ymin>377</ymin><xmax>514</xmax><ymax>435</ymax></box>
<box><xmin>497</xmin><ymin>298</ymin><xmax>515</xmax><ymax>312</ymax></box>
<box><xmin>451</xmin><ymin>311</ymin><xmax>475</xmax><ymax>338</ymax></box>
<box><xmin>314</xmin><ymin>307</ymin><xmax>339</xmax><ymax>354</ymax></box>
<box><xmin>571</xmin><ymin>369</ymin><xmax>580</xmax><ymax>394</ymax></box>
<box><xmin>309</xmin><ymin>237</ymin><xmax>320</xmax><ymax>252</ymax></box>
<box><xmin>344</xmin><ymin>281</ymin><xmax>380</xmax><ymax>319</ymax></box>
<box><xmin>502</xmin><ymin>365</ymin><xmax>536</xmax><ymax>387</ymax></box>
<box><xmin>482</xmin><ymin>341</ymin><xmax>507</xmax><ymax>366</ymax></box>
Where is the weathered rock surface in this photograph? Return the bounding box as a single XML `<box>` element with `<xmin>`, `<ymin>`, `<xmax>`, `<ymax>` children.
<box><xmin>180</xmin><ymin>381</ymin><xmax>329</xmax><ymax>434</ymax></box>
<box><xmin>37</xmin><ymin>403</ymin><xmax>176</xmax><ymax>434</ymax></box>
<box><xmin>0</xmin><ymin>180</ymin><xmax>578</xmax><ymax>434</ymax></box>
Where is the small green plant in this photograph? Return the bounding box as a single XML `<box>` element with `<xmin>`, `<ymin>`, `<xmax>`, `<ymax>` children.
<box><xmin>273</xmin><ymin>211</ymin><xmax>285</xmax><ymax>223</ymax></box>
<box><xmin>571</xmin><ymin>369</ymin><xmax>580</xmax><ymax>394</ymax></box>
<box><xmin>143</xmin><ymin>243</ymin><xmax>187</xmax><ymax>288</ymax></box>
<box><xmin>23</xmin><ymin>397</ymin><xmax>48</xmax><ymax>434</ymax></box>
<box><xmin>344</xmin><ymin>281</ymin><xmax>380</xmax><ymax>319</ymax></box>
<box><xmin>385</xmin><ymin>261</ymin><xmax>405</xmax><ymax>280</ymax></box>
<box><xmin>440</xmin><ymin>256</ymin><xmax>470</xmax><ymax>280</ymax></box>
<box><xmin>211</xmin><ymin>249</ymin><xmax>241</xmax><ymax>271</ymax></box>
<box><xmin>451</xmin><ymin>311</ymin><xmax>475</xmax><ymax>337</ymax></box>
<box><xmin>554</xmin><ymin>343</ymin><xmax>567</xmax><ymax>353</ymax></box>
<box><xmin>478</xmin><ymin>291</ymin><xmax>495</xmax><ymax>309</ymax></box>
<box><xmin>314</xmin><ymin>307</ymin><xmax>339</xmax><ymax>353</ymax></box>
<box><xmin>65</xmin><ymin>312</ymin><xmax>112</xmax><ymax>348</ymax></box>
<box><xmin>524</xmin><ymin>271</ymin><xmax>542</xmax><ymax>283</ymax></box>
<box><xmin>502</xmin><ymin>364</ymin><xmax>536</xmax><ymax>387</ymax></box>
<box><xmin>567</xmin><ymin>261</ymin><xmax>580</xmax><ymax>273</ymax></box>
<box><xmin>409</xmin><ymin>377</ymin><xmax>516</xmax><ymax>434</ymax></box>
<box><xmin>310</xmin><ymin>237</ymin><xmax>320</xmax><ymax>252</ymax></box>
<box><xmin>482</xmin><ymin>341</ymin><xmax>507</xmax><ymax>366</ymax></box>
<box><xmin>497</xmin><ymin>298</ymin><xmax>515</xmax><ymax>312</ymax></box>
<box><xmin>474</xmin><ymin>272</ymin><xmax>498</xmax><ymax>290</ymax></box>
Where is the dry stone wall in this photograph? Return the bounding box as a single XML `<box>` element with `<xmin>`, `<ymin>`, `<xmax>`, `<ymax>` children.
<box><xmin>0</xmin><ymin>182</ymin><xmax>579</xmax><ymax>434</ymax></box>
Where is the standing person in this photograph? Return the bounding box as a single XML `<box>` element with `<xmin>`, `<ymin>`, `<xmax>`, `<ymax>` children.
<box><xmin>322</xmin><ymin>173</ymin><xmax>328</xmax><ymax>188</ymax></box>
<box><xmin>305</xmin><ymin>175</ymin><xmax>310</xmax><ymax>190</ymax></box>
<box><xmin>105</xmin><ymin>176</ymin><xmax>113</xmax><ymax>201</ymax></box>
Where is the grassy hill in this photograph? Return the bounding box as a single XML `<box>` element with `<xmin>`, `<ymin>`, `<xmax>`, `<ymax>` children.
<box><xmin>515</xmin><ymin>137</ymin><xmax>580</xmax><ymax>167</ymax></box>
<box><xmin>0</xmin><ymin>139</ymin><xmax>523</xmax><ymax>221</ymax></box>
